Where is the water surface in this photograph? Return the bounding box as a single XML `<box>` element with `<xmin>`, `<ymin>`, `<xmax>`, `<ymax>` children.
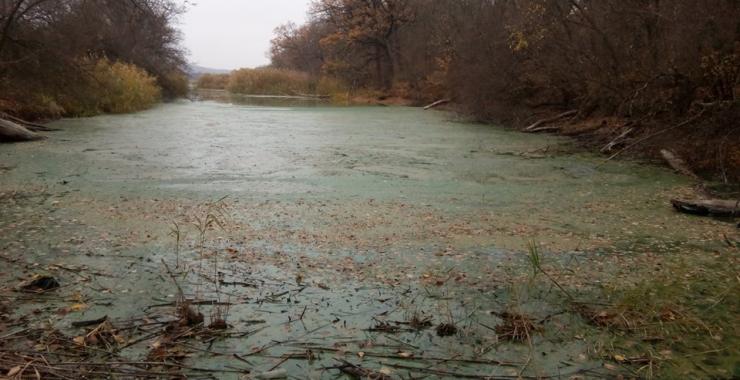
<box><xmin>0</xmin><ymin>100</ymin><xmax>733</xmax><ymax>378</ymax></box>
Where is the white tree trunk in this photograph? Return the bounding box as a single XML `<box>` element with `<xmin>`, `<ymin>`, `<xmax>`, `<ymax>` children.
<box><xmin>0</xmin><ymin>118</ymin><xmax>45</xmax><ymax>142</ymax></box>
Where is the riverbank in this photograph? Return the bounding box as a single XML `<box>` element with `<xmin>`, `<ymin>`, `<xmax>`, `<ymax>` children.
<box><xmin>526</xmin><ymin>107</ymin><xmax>740</xmax><ymax>185</ymax></box>
<box><xmin>1</xmin><ymin>101</ymin><xmax>737</xmax><ymax>379</ymax></box>
<box><xmin>420</xmin><ymin>100</ymin><xmax>740</xmax><ymax>186</ymax></box>
<box><xmin>195</xmin><ymin>67</ymin><xmax>739</xmax><ymax>185</ymax></box>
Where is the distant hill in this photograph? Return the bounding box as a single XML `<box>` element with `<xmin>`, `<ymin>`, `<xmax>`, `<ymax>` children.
<box><xmin>187</xmin><ymin>64</ymin><xmax>231</xmax><ymax>78</ymax></box>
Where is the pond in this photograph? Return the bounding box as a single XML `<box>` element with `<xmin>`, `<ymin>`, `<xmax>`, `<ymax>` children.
<box><xmin>0</xmin><ymin>99</ymin><xmax>735</xmax><ymax>378</ymax></box>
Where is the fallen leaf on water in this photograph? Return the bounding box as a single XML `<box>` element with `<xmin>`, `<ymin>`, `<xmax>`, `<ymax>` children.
<box><xmin>70</xmin><ymin>303</ymin><xmax>88</xmax><ymax>312</ymax></box>
<box><xmin>7</xmin><ymin>366</ymin><xmax>21</xmax><ymax>377</ymax></box>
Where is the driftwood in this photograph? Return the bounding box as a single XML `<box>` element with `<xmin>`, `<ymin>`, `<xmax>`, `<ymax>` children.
<box><xmin>0</xmin><ymin>113</ymin><xmax>58</xmax><ymax>132</ymax></box>
<box><xmin>601</xmin><ymin>127</ymin><xmax>634</xmax><ymax>152</ymax></box>
<box><xmin>333</xmin><ymin>360</ymin><xmax>391</xmax><ymax>380</ymax></box>
<box><xmin>671</xmin><ymin>198</ymin><xmax>739</xmax><ymax>217</ymax></box>
<box><xmin>293</xmin><ymin>92</ymin><xmax>331</xmax><ymax>100</ymax></box>
<box><xmin>423</xmin><ymin>98</ymin><xmax>451</xmax><ymax>110</ymax></box>
<box><xmin>604</xmin><ymin>108</ymin><xmax>707</xmax><ymax>162</ymax></box>
<box><xmin>0</xmin><ymin>118</ymin><xmax>45</xmax><ymax>142</ymax></box>
<box><xmin>661</xmin><ymin>149</ymin><xmax>699</xmax><ymax>180</ymax></box>
<box><xmin>524</xmin><ymin>109</ymin><xmax>577</xmax><ymax>132</ymax></box>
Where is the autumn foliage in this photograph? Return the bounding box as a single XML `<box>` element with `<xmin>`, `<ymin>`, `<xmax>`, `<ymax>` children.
<box><xmin>270</xmin><ymin>0</ymin><xmax>740</xmax><ymax>180</ymax></box>
<box><xmin>0</xmin><ymin>0</ymin><xmax>187</xmax><ymax>118</ymax></box>
<box><xmin>227</xmin><ymin>68</ymin><xmax>313</xmax><ymax>95</ymax></box>
<box><xmin>83</xmin><ymin>59</ymin><xmax>162</xmax><ymax>115</ymax></box>
<box><xmin>196</xmin><ymin>74</ymin><xmax>231</xmax><ymax>90</ymax></box>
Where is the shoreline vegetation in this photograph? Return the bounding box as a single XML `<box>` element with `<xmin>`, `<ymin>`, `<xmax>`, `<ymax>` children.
<box><xmin>0</xmin><ymin>2</ymin><xmax>738</xmax><ymax>379</ymax></box>
<box><xmin>196</xmin><ymin>68</ymin><xmax>412</xmax><ymax>106</ymax></box>
<box><xmin>0</xmin><ymin>1</ymin><xmax>188</xmax><ymax>122</ymax></box>
<box><xmin>2</xmin><ymin>1</ymin><xmax>737</xmax><ymax>183</ymax></box>
<box><xmin>233</xmin><ymin>0</ymin><xmax>740</xmax><ymax>183</ymax></box>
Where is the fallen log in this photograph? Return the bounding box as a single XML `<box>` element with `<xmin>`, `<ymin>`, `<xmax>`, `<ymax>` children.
<box><xmin>0</xmin><ymin>118</ymin><xmax>45</xmax><ymax>142</ymax></box>
<box><xmin>0</xmin><ymin>113</ymin><xmax>58</xmax><ymax>131</ymax></box>
<box><xmin>423</xmin><ymin>98</ymin><xmax>451</xmax><ymax>110</ymax></box>
<box><xmin>661</xmin><ymin>149</ymin><xmax>699</xmax><ymax>180</ymax></box>
<box><xmin>524</xmin><ymin>109</ymin><xmax>577</xmax><ymax>132</ymax></box>
<box><xmin>671</xmin><ymin>198</ymin><xmax>739</xmax><ymax>217</ymax></box>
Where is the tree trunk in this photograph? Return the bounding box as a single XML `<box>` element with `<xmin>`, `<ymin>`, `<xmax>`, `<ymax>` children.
<box><xmin>661</xmin><ymin>149</ymin><xmax>699</xmax><ymax>180</ymax></box>
<box><xmin>671</xmin><ymin>198</ymin><xmax>739</xmax><ymax>217</ymax></box>
<box><xmin>0</xmin><ymin>118</ymin><xmax>45</xmax><ymax>142</ymax></box>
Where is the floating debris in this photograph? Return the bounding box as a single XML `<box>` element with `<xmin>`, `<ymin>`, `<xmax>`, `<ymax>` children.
<box><xmin>494</xmin><ymin>311</ymin><xmax>537</xmax><ymax>342</ymax></box>
<box><xmin>19</xmin><ymin>275</ymin><xmax>60</xmax><ymax>292</ymax></box>
<box><xmin>435</xmin><ymin>322</ymin><xmax>458</xmax><ymax>337</ymax></box>
<box><xmin>256</xmin><ymin>368</ymin><xmax>288</xmax><ymax>379</ymax></box>
<box><xmin>177</xmin><ymin>301</ymin><xmax>204</xmax><ymax>327</ymax></box>
<box><xmin>208</xmin><ymin>318</ymin><xmax>228</xmax><ymax>330</ymax></box>
<box><xmin>333</xmin><ymin>360</ymin><xmax>391</xmax><ymax>380</ymax></box>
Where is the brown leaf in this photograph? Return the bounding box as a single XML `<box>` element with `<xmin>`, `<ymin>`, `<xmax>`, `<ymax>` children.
<box><xmin>7</xmin><ymin>366</ymin><xmax>21</xmax><ymax>377</ymax></box>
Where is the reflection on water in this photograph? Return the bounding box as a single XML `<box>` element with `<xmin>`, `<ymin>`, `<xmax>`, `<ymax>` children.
<box><xmin>195</xmin><ymin>88</ymin><xmax>329</xmax><ymax>107</ymax></box>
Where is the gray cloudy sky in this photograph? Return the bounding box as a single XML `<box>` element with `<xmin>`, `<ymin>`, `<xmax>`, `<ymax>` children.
<box><xmin>178</xmin><ymin>0</ymin><xmax>310</xmax><ymax>70</ymax></box>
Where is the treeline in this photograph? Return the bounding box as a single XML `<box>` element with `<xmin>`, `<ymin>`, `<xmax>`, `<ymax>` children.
<box><xmin>271</xmin><ymin>0</ymin><xmax>740</xmax><ymax>180</ymax></box>
<box><xmin>0</xmin><ymin>0</ymin><xmax>188</xmax><ymax>119</ymax></box>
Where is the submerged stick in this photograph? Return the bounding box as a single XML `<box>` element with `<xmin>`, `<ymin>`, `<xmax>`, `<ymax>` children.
<box><xmin>71</xmin><ymin>315</ymin><xmax>108</xmax><ymax>328</ymax></box>
<box><xmin>424</xmin><ymin>99</ymin><xmax>451</xmax><ymax>110</ymax></box>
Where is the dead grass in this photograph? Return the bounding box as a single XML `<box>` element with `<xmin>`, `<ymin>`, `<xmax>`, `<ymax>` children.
<box><xmin>521</xmin><ymin>240</ymin><xmax>738</xmax><ymax>378</ymax></box>
<box><xmin>196</xmin><ymin>73</ymin><xmax>230</xmax><ymax>90</ymax></box>
<box><xmin>407</xmin><ymin>312</ymin><xmax>433</xmax><ymax>330</ymax></box>
<box><xmin>494</xmin><ymin>311</ymin><xmax>537</xmax><ymax>342</ymax></box>
<box><xmin>227</xmin><ymin>68</ymin><xmax>313</xmax><ymax>96</ymax></box>
<box><xmin>435</xmin><ymin>323</ymin><xmax>458</xmax><ymax>337</ymax></box>
<box><xmin>579</xmin><ymin>260</ymin><xmax>739</xmax><ymax>379</ymax></box>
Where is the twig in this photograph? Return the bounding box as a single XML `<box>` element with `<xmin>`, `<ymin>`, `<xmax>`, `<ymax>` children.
<box><xmin>71</xmin><ymin>315</ymin><xmax>108</xmax><ymax>328</ymax></box>
<box><xmin>601</xmin><ymin>108</ymin><xmax>706</xmax><ymax>163</ymax></box>
<box><xmin>524</xmin><ymin>110</ymin><xmax>578</xmax><ymax>132</ymax></box>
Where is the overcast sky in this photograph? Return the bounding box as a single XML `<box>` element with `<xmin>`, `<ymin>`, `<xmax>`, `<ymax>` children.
<box><xmin>178</xmin><ymin>0</ymin><xmax>310</xmax><ymax>70</ymax></box>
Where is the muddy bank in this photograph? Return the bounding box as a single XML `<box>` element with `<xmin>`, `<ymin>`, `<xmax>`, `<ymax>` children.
<box><xmin>512</xmin><ymin>106</ymin><xmax>740</xmax><ymax>185</ymax></box>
